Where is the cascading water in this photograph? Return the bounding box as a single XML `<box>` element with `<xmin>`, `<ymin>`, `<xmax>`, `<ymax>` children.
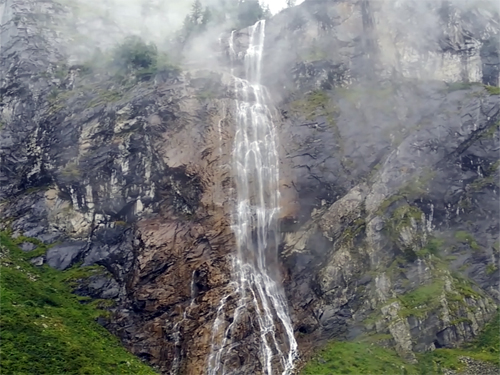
<box><xmin>170</xmin><ymin>271</ymin><xmax>197</xmax><ymax>375</ymax></box>
<box><xmin>207</xmin><ymin>20</ymin><xmax>298</xmax><ymax>375</ymax></box>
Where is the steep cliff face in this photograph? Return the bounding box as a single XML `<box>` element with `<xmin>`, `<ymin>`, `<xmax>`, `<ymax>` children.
<box><xmin>0</xmin><ymin>0</ymin><xmax>499</xmax><ymax>374</ymax></box>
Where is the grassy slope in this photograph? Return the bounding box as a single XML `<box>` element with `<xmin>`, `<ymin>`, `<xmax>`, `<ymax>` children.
<box><xmin>301</xmin><ymin>313</ymin><xmax>499</xmax><ymax>375</ymax></box>
<box><xmin>0</xmin><ymin>232</ymin><xmax>156</xmax><ymax>375</ymax></box>
<box><xmin>301</xmin><ymin>341</ymin><xmax>419</xmax><ymax>375</ymax></box>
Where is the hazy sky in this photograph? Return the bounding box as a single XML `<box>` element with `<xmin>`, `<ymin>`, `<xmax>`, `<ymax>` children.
<box><xmin>263</xmin><ymin>0</ymin><xmax>305</xmax><ymax>14</ymax></box>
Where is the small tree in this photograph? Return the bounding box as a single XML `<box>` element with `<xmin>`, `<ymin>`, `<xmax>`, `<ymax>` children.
<box><xmin>236</xmin><ymin>0</ymin><xmax>267</xmax><ymax>29</ymax></box>
<box><xmin>178</xmin><ymin>0</ymin><xmax>213</xmax><ymax>45</ymax></box>
<box><xmin>190</xmin><ymin>0</ymin><xmax>204</xmax><ymax>25</ymax></box>
<box><xmin>113</xmin><ymin>36</ymin><xmax>158</xmax><ymax>71</ymax></box>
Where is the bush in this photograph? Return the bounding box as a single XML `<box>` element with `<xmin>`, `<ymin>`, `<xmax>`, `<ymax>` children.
<box><xmin>110</xmin><ymin>36</ymin><xmax>180</xmax><ymax>82</ymax></box>
<box><xmin>113</xmin><ymin>36</ymin><xmax>158</xmax><ymax>71</ymax></box>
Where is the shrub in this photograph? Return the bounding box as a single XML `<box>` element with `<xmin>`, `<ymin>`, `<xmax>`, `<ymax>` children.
<box><xmin>113</xmin><ymin>36</ymin><xmax>158</xmax><ymax>72</ymax></box>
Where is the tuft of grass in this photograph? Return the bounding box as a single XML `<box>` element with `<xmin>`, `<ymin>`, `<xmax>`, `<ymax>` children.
<box><xmin>455</xmin><ymin>231</ymin><xmax>480</xmax><ymax>251</ymax></box>
<box><xmin>10</xmin><ymin>234</ymin><xmax>51</xmax><ymax>260</ymax></box>
<box><xmin>290</xmin><ymin>90</ymin><xmax>334</xmax><ymax>120</ymax></box>
<box><xmin>415</xmin><ymin>238</ymin><xmax>444</xmax><ymax>258</ymax></box>
<box><xmin>484</xmin><ymin>85</ymin><xmax>500</xmax><ymax>95</ymax></box>
<box><xmin>445</xmin><ymin>81</ymin><xmax>483</xmax><ymax>92</ymax></box>
<box><xmin>486</xmin><ymin>263</ymin><xmax>498</xmax><ymax>275</ymax></box>
<box><xmin>88</xmin><ymin>90</ymin><xmax>122</xmax><ymax>107</ymax></box>
<box><xmin>0</xmin><ymin>232</ymin><xmax>157</xmax><ymax>375</ymax></box>
<box><xmin>398</xmin><ymin>281</ymin><xmax>444</xmax><ymax>318</ymax></box>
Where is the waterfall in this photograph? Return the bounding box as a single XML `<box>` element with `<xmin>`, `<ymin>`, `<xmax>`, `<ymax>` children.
<box><xmin>207</xmin><ymin>20</ymin><xmax>298</xmax><ymax>375</ymax></box>
<box><xmin>170</xmin><ymin>271</ymin><xmax>197</xmax><ymax>375</ymax></box>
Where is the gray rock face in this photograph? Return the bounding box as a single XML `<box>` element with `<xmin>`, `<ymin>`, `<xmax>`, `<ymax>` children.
<box><xmin>255</xmin><ymin>0</ymin><xmax>500</xmax><ymax>94</ymax></box>
<box><xmin>0</xmin><ymin>0</ymin><xmax>499</xmax><ymax>374</ymax></box>
<box><xmin>29</xmin><ymin>256</ymin><xmax>44</xmax><ymax>266</ymax></box>
<box><xmin>46</xmin><ymin>241</ymin><xmax>86</xmax><ymax>270</ymax></box>
<box><xmin>19</xmin><ymin>242</ymin><xmax>36</xmax><ymax>252</ymax></box>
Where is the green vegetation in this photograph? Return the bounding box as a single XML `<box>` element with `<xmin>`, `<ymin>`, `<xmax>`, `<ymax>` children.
<box><xmin>174</xmin><ymin>0</ymin><xmax>271</xmax><ymax>56</ymax></box>
<box><xmin>61</xmin><ymin>161</ymin><xmax>81</xmax><ymax>178</ymax></box>
<box><xmin>455</xmin><ymin>231</ymin><xmax>480</xmax><ymax>251</ymax></box>
<box><xmin>196</xmin><ymin>89</ymin><xmax>216</xmax><ymax>100</ymax></box>
<box><xmin>486</xmin><ymin>263</ymin><xmax>497</xmax><ymax>275</ymax></box>
<box><xmin>304</xmin><ymin>39</ymin><xmax>328</xmax><ymax>61</ymax></box>
<box><xmin>446</xmin><ymin>82</ymin><xmax>476</xmax><ymax>91</ymax></box>
<box><xmin>235</xmin><ymin>0</ymin><xmax>271</xmax><ymax>29</ymax></box>
<box><xmin>111</xmin><ymin>36</ymin><xmax>179</xmax><ymax>82</ymax></box>
<box><xmin>0</xmin><ymin>232</ymin><xmax>156</xmax><ymax>375</ymax></box>
<box><xmin>383</xmin><ymin>203</ymin><xmax>428</xmax><ymax>261</ymax></box>
<box><xmin>485</xmin><ymin>85</ymin><xmax>500</xmax><ymax>95</ymax></box>
<box><xmin>113</xmin><ymin>36</ymin><xmax>158</xmax><ymax>72</ymax></box>
<box><xmin>419</xmin><ymin>312</ymin><xmax>500</xmax><ymax>373</ymax></box>
<box><xmin>335</xmin><ymin>86</ymin><xmax>394</xmax><ymax>104</ymax></box>
<box><xmin>8</xmin><ymin>234</ymin><xmax>52</xmax><ymax>260</ymax></box>
<box><xmin>88</xmin><ymin>89</ymin><xmax>122</xmax><ymax>107</ymax></box>
<box><xmin>469</xmin><ymin>175</ymin><xmax>496</xmax><ymax>191</ymax></box>
<box><xmin>290</xmin><ymin>90</ymin><xmax>332</xmax><ymax>120</ymax></box>
<box><xmin>444</xmin><ymin>81</ymin><xmax>485</xmax><ymax>93</ymax></box>
<box><xmin>47</xmin><ymin>87</ymin><xmax>69</xmax><ymax>113</ymax></box>
<box><xmin>301</xmin><ymin>341</ymin><xmax>419</xmax><ymax>375</ymax></box>
<box><xmin>493</xmin><ymin>241</ymin><xmax>500</xmax><ymax>254</ymax></box>
<box><xmin>391</xmin><ymin>205</ymin><xmax>423</xmax><ymax>229</ymax></box>
<box><xmin>445</xmin><ymin>82</ymin><xmax>499</xmax><ymax>96</ymax></box>
<box><xmin>376</xmin><ymin>170</ymin><xmax>436</xmax><ymax>215</ymax></box>
<box><xmin>302</xmin><ymin>312</ymin><xmax>500</xmax><ymax>375</ymax></box>
<box><xmin>415</xmin><ymin>237</ymin><xmax>444</xmax><ymax>258</ymax></box>
<box><xmin>398</xmin><ymin>281</ymin><xmax>443</xmax><ymax>318</ymax></box>
<box><xmin>480</xmin><ymin>121</ymin><xmax>499</xmax><ymax>140</ymax></box>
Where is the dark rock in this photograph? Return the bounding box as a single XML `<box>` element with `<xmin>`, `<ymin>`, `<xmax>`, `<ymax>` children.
<box><xmin>46</xmin><ymin>241</ymin><xmax>87</xmax><ymax>270</ymax></box>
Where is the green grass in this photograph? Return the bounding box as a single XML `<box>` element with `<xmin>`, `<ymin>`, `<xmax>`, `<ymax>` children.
<box><xmin>486</xmin><ymin>263</ymin><xmax>498</xmax><ymax>275</ymax></box>
<box><xmin>0</xmin><ymin>232</ymin><xmax>157</xmax><ymax>375</ymax></box>
<box><xmin>415</xmin><ymin>238</ymin><xmax>444</xmax><ymax>258</ymax></box>
<box><xmin>485</xmin><ymin>85</ymin><xmax>500</xmax><ymax>95</ymax></box>
<box><xmin>88</xmin><ymin>89</ymin><xmax>122</xmax><ymax>107</ymax></box>
<box><xmin>398</xmin><ymin>281</ymin><xmax>444</xmax><ymax>318</ymax></box>
<box><xmin>455</xmin><ymin>231</ymin><xmax>480</xmax><ymax>251</ymax></box>
<box><xmin>301</xmin><ymin>341</ymin><xmax>419</xmax><ymax>375</ymax></box>
<box><xmin>8</xmin><ymin>234</ymin><xmax>51</xmax><ymax>260</ymax></box>
<box><xmin>290</xmin><ymin>90</ymin><xmax>333</xmax><ymax>120</ymax></box>
<box><xmin>302</xmin><ymin>312</ymin><xmax>499</xmax><ymax>375</ymax></box>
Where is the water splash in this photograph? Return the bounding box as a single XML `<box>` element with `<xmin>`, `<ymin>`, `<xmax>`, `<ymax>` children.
<box><xmin>207</xmin><ymin>20</ymin><xmax>297</xmax><ymax>375</ymax></box>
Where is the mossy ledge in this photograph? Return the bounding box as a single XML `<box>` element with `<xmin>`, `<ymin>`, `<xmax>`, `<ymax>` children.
<box><xmin>0</xmin><ymin>232</ymin><xmax>157</xmax><ymax>375</ymax></box>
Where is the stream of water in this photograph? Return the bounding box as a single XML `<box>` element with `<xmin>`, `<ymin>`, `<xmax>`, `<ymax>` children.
<box><xmin>206</xmin><ymin>20</ymin><xmax>298</xmax><ymax>375</ymax></box>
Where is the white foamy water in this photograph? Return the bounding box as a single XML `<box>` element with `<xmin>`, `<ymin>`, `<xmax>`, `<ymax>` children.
<box><xmin>207</xmin><ymin>20</ymin><xmax>297</xmax><ymax>375</ymax></box>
